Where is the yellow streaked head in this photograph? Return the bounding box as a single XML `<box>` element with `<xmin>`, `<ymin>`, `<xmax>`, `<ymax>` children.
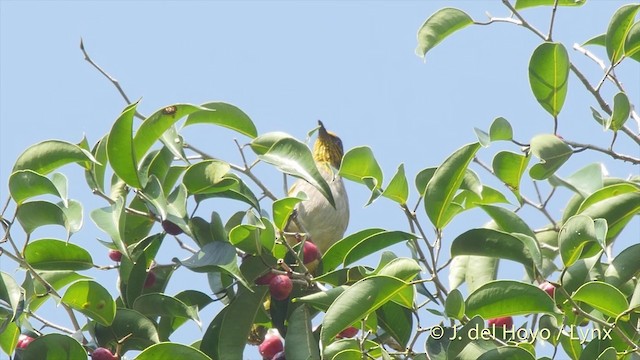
<box><xmin>313</xmin><ymin>120</ymin><xmax>344</xmax><ymax>170</ymax></box>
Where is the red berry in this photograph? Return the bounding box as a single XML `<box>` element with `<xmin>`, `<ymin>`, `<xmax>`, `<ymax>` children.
<box><xmin>91</xmin><ymin>347</ymin><xmax>118</xmax><ymax>360</ymax></box>
<box><xmin>108</xmin><ymin>249</ymin><xmax>122</xmax><ymax>262</ymax></box>
<box><xmin>144</xmin><ymin>271</ymin><xmax>156</xmax><ymax>288</ymax></box>
<box><xmin>487</xmin><ymin>316</ymin><xmax>513</xmax><ymax>329</ymax></box>
<box><xmin>258</xmin><ymin>331</ymin><xmax>284</xmax><ymax>360</ymax></box>
<box><xmin>302</xmin><ymin>241</ymin><xmax>321</xmax><ymax>264</ymax></box>
<box><xmin>255</xmin><ymin>272</ymin><xmax>277</xmax><ymax>285</ymax></box>
<box><xmin>269</xmin><ymin>275</ymin><xmax>293</xmax><ymax>301</ymax></box>
<box><xmin>336</xmin><ymin>326</ymin><xmax>358</xmax><ymax>339</ymax></box>
<box><xmin>538</xmin><ymin>281</ymin><xmax>556</xmax><ymax>297</ymax></box>
<box><xmin>16</xmin><ymin>334</ymin><xmax>34</xmax><ymax>349</ymax></box>
<box><xmin>161</xmin><ymin>220</ymin><xmax>183</xmax><ymax>235</ymax></box>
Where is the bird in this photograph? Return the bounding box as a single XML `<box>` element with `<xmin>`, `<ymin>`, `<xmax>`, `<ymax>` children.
<box><xmin>286</xmin><ymin>121</ymin><xmax>349</xmax><ymax>257</ymax></box>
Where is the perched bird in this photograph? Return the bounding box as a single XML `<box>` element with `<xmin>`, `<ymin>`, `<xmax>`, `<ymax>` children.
<box><xmin>286</xmin><ymin>121</ymin><xmax>349</xmax><ymax>255</ymax></box>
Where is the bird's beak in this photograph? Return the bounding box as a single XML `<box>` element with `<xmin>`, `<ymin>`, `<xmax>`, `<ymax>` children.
<box><xmin>317</xmin><ymin>120</ymin><xmax>329</xmax><ymax>139</ymax></box>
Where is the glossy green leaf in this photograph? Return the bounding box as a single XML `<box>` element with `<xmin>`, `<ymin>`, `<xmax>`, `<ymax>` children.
<box><xmin>609</xmin><ymin>92</ymin><xmax>630</xmax><ymax>131</ymax></box>
<box><xmin>21</xmin><ymin>334</ymin><xmax>86</xmax><ymax>360</ymax></box>
<box><xmin>0</xmin><ymin>272</ymin><xmax>21</xmax><ymax>324</ymax></box>
<box><xmin>95</xmin><ymin>308</ymin><xmax>160</xmax><ymax>353</ymax></box>
<box><xmin>184</xmin><ymin>101</ymin><xmax>257</xmax><ymax>138</ymax></box>
<box><xmin>176</xmin><ymin>241</ymin><xmax>249</xmax><ymax>289</ymax></box>
<box><xmin>451</xmin><ymin>228</ymin><xmax>541</xmax><ymax>271</ymax></box>
<box><xmin>85</xmin><ymin>135</ymin><xmax>108</xmax><ymax>193</ymax></box>
<box><xmin>24</xmin><ymin>239</ymin><xmax>93</xmax><ymax>271</ymax></box>
<box><xmin>528</xmin><ymin>42</ymin><xmax>570</xmax><ymax>117</ymax></box>
<box><xmin>285</xmin><ymin>305</ymin><xmax>321</xmax><ymax>360</ymax></box>
<box><xmin>382</xmin><ymin>163</ymin><xmax>409</xmax><ymax>204</ymax></box>
<box><xmin>195</xmin><ymin>173</ymin><xmax>260</xmax><ymax>210</ymax></box>
<box><xmin>320</xmin><ymin>275</ymin><xmax>408</xmax><ymax>346</ymax></box>
<box><xmin>182</xmin><ymin>160</ymin><xmax>233</xmax><ymax>194</ymax></box>
<box><xmin>339</xmin><ymin>146</ymin><xmax>383</xmax><ymax>202</ymax></box>
<box><xmin>272</xmin><ymin>196</ymin><xmax>305</xmax><ymax>231</ymax></box>
<box><xmin>377</xmin><ymin>301</ymin><xmax>413</xmax><ymax>347</ymax></box>
<box><xmin>606</xmin><ymin>4</ymin><xmax>640</xmax><ymax>63</ymax></box>
<box><xmin>158</xmin><ymin>290</ymin><xmax>214</xmax><ymax>340</ymax></box>
<box><xmin>415</xmin><ymin>167</ymin><xmax>437</xmax><ymax>196</ymax></box>
<box><xmin>343</xmin><ymin>231</ymin><xmax>418</xmax><ymax>268</ymax></box>
<box><xmin>452</xmin><ymin>186</ymin><xmax>510</xmax><ymax>211</ymax></box>
<box><xmin>425</xmin><ymin>326</ymin><xmax>455</xmax><ymax>360</ymax></box>
<box><xmin>584</xmin><ymin>33</ymin><xmax>606</xmax><ymax>47</ymax></box>
<box><xmin>479</xmin><ymin>205</ymin><xmax>536</xmax><ymax>238</ymax></box>
<box><xmin>376</xmin><ymin>257</ymin><xmax>422</xmax><ymax>282</ymax></box>
<box><xmin>576</xmin><ymin>185</ymin><xmax>640</xmax><ymax>241</ymax></box>
<box><xmin>449</xmin><ymin>255</ymin><xmax>499</xmax><ymax>293</ymax></box>
<box><xmin>477</xmin><ymin>346</ymin><xmax>535</xmax><ymax>360</ymax></box>
<box><xmin>489</xmin><ymin>117</ymin><xmax>513</xmax><ymax>141</ymax></box>
<box><xmin>572</xmin><ymin>281</ymin><xmax>629</xmax><ymax>318</ymax></box>
<box><xmin>323</xmin><ymin>339</ymin><xmax>384</xmax><ymax>360</ymax></box>
<box><xmin>16</xmin><ymin>200</ymin><xmax>66</xmax><ymax>235</ymax></box>
<box><xmin>559</xmin><ymin>215</ymin><xmax>602</xmax><ymax>267</ymax></box>
<box><xmin>559</xmin><ymin>332</ymin><xmax>582</xmax><ymax>360</ymax></box>
<box><xmin>134</xmin><ymin>104</ymin><xmax>211</xmax><ymax>162</ymax></box>
<box><xmin>447</xmin><ymin>316</ymin><xmax>497</xmax><ymax>359</ymax></box>
<box><xmin>445</xmin><ymin>288</ymin><xmax>465</xmax><ymax>320</ymax></box>
<box><xmin>515</xmin><ymin>0</ymin><xmax>585</xmax><ymax>9</ymax></box>
<box><xmin>624</xmin><ymin>21</ymin><xmax>640</xmax><ymax>61</ymax></box>
<box><xmin>25</xmin><ymin>271</ymin><xmax>89</xmax><ymax>311</ymax></box>
<box><xmin>550</xmin><ymin>163</ymin><xmax>604</xmax><ymax>197</ymax></box>
<box><xmin>416</xmin><ymin>7</ymin><xmax>473</xmax><ymax>58</ymax></box>
<box><xmin>604</xmin><ymin>244</ymin><xmax>640</xmax><ymax>287</ymax></box>
<box><xmin>0</xmin><ymin>322</ymin><xmax>19</xmax><ymax>357</ymax></box>
<box><xmin>9</xmin><ymin>170</ymin><xmax>63</xmax><ymax>205</ymax></box>
<box><xmin>295</xmin><ymin>285</ymin><xmax>349</xmax><ymax>311</ymax></box>
<box><xmin>529</xmin><ymin>134</ymin><xmax>572</xmax><ymax>180</ymax></box>
<box><xmin>425</xmin><ymin>142</ymin><xmax>481</xmax><ymax>228</ymax></box>
<box><xmin>249</xmin><ymin>132</ymin><xmax>295</xmax><ymax>155</ymax></box>
<box><xmin>61</xmin><ymin>280</ymin><xmax>116</xmax><ymax>325</ymax></box>
<box><xmin>259</xmin><ymin>137</ymin><xmax>335</xmax><ymax>207</ymax></box>
<box><xmin>133</xmin><ymin>293</ymin><xmax>200</xmax><ymax>326</ymax></box>
<box><xmin>108</xmin><ymin>102</ymin><xmax>142</xmax><ymax>188</ymax></box>
<box><xmin>136</xmin><ymin>343</ymin><xmax>212</xmax><ymax>360</ymax></box>
<box><xmin>229</xmin><ymin>224</ymin><xmax>263</xmax><ymax>255</ymax></box>
<box><xmin>322</xmin><ymin>228</ymin><xmax>385</xmax><ymax>272</ymax></box>
<box><xmin>492</xmin><ymin>151</ymin><xmax>530</xmax><ymax>199</ymax></box>
<box><xmin>90</xmin><ymin>198</ymin><xmax>127</xmax><ymax>255</ymax></box>
<box><xmin>466</xmin><ymin>280</ymin><xmax>558</xmax><ymax>319</ymax></box>
<box><xmin>12</xmin><ymin>139</ymin><xmax>97</xmax><ymax>175</ymax></box>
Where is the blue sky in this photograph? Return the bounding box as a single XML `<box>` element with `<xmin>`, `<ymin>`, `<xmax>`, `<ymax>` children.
<box><xmin>1</xmin><ymin>1</ymin><xmax>638</xmax><ymax>358</ymax></box>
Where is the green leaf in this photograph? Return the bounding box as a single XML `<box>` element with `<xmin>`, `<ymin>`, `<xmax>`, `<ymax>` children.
<box><xmin>415</xmin><ymin>167</ymin><xmax>436</xmax><ymax>196</ymax></box>
<box><xmin>377</xmin><ymin>301</ymin><xmax>413</xmax><ymax>347</ymax></box>
<box><xmin>259</xmin><ymin>137</ymin><xmax>335</xmax><ymax>207</ymax></box>
<box><xmin>604</xmin><ymin>244</ymin><xmax>640</xmax><ymax>287</ymax></box>
<box><xmin>320</xmin><ymin>275</ymin><xmax>408</xmax><ymax>346</ymax></box>
<box><xmin>9</xmin><ymin>170</ymin><xmax>63</xmax><ymax>205</ymax></box>
<box><xmin>12</xmin><ymin>139</ymin><xmax>97</xmax><ymax>175</ymax></box>
<box><xmin>176</xmin><ymin>242</ymin><xmax>249</xmax><ymax>289</ymax></box>
<box><xmin>382</xmin><ymin>163</ymin><xmax>409</xmax><ymax>204</ymax></box>
<box><xmin>529</xmin><ymin>134</ymin><xmax>572</xmax><ymax>180</ymax></box>
<box><xmin>194</xmin><ymin>173</ymin><xmax>260</xmax><ymax>210</ymax></box>
<box><xmin>559</xmin><ymin>215</ymin><xmax>602</xmax><ymax>267</ymax></box>
<box><xmin>184</xmin><ymin>101</ymin><xmax>257</xmax><ymax>138</ymax></box>
<box><xmin>20</xmin><ymin>334</ymin><xmax>86</xmax><ymax>360</ymax></box>
<box><xmin>25</xmin><ymin>271</ymin><xmax>89</xmax><ymax>311</ymax></box>
<box><xmin>182</xmin><ymin>160</ymin><xmax>233</xmax><ymax>194</ymax></box>
<box><xmin>605</xmin><ymin>4</ymin><xmax>640</xmax><ymax>63</ymax></box>
<box><xmin>528</xmin><ymin>42</ymin><xmax>570</xmax><ymax>117</ymax></box>
<box><xmin>339</xmin><ymin>146</ymin><xmax>383</xmax><ymax>203</ymax></box>
<box><xmin>624</xmin><ymin>21</ymin><xmax>640</xmax><ymax>61</ymax></box>
<box><xmin>90</xmin><ymin>198</ymin><xmax>127</xmax><ymax>255</ymax></box>
<box><xmin>85</xmin><ymin>135</ymin><xmax>109</xmax><ymax>193</ymax></box>
<box><xmin>572</xmin><ymin>282</ymin><xmax>629</xmax><ymax>318</ymax></box>
<box><xmin>134</xmin><ymin>104</ymin><xmax>212</xmax><ymax>162</ymax></box>
<box><xmin>295</xmin><ymin>285</ymin><xmax>349</xmax><ymax>311</ymax></box>
<box><xmin>492</xmin><ymin>151</ymin><xmax>530</xmax><ymax>200</ymax></box>
<box><xmin>272</xmin><ymin>196</ymin><xmax>305</xmax><ymax>231</ymax></box>
<box><xmin>489</xmin><ymin>117</ymin><xmax>513</xmax><ymax>141</ymax></box>
<box><xmin>321</xmin><ymin>228</ymin><xmax>385</xmax><ymax>272</ymax></box>
<box><xmin>445</xmin><ymin>288</ymin><xmax>465</xmax><ymax>320</ymax></box>
<box><xmin>343</xmin><ymin>231</ymin><xmax>418</xmax><ymax>268</ymax></box>
<box><xmin>324</xmin><ymin>339</ymin><xmax>385</xmax><ymax>360</ymax></box>
<box><xmin>376</xmin><ymin>257</ymin><xmax>422</xmax><ymax>282</ymax></box>
<box><xmin>477</xmin><ymin>346</ymin><xmax>536</xmax><ymax>360</ymax></box>
<box><xmin>285</xmin><ymin>306</ymin><xmax>321</xmax><ymax>360</ymax></box>
<box><xmin>416</xmin><ymin>8</ymin><xmax>473</xmax><ymax>58</ymax></box>
<box><xmin>451</xmin><ymin>228</ymin><xmax>541</xmax><ymax>271</ymax></box>
<box><xmin>447</xmin><ymin>316</ymin><xmax>497</xmax><ymax>359</ymax></box>
<box><xmin>249</xmin><ymin>132</ymin><xmax>295</xmax><ymax>155</ymax></box>
<box><xmin>108</xmin><ymin>102</ymin><xmax>142</xmax><ymax>188</ymax></box>
<box><xmin>24</xmin><ymin>239</ymin><xmax>93</xmax><ymax>271</ymax></box>
<box><xmin>16</xmin><ymin>201</ymin><xmax>66</xmax><ymax>235</ymax></box>
<box><xmin>549</xmin><ymin>163</ymin><xmax>604</xmax><ymax>197</ymax></box>
<box><xmin>466</xmin><ymin>280</ymin><xmax>558</xmax><ymax>319</ymax></box>
<box><xmin>448</xmin><ymin>255</ymin><xmax>499</xmax><ymax>292</ymax></box>
<box><xmin>61</xmin><ymin>280</ymin><xmax>116</xmax><ymax>326</ymax></box>
<box><xmin>95</xmin><ymin>308</ymin><xmax>160</xmax><ymax>353</ymax></box>
<box><xmin>609</xmin><ymin>92</ymin><xmax>630</xmax><ymax>131</ymax></box>
<box><xmin>158</xmin><ymin>290</ymin><xmax>214</xmax><ymax>339</ymax></box>
<box><xmin>0</xmin><ymin>322</ymin><xmax>19</xmax><ymax>357</ymax></box>
<box><xmin>515</xmin><ymin>0</ymin><xmax>585</xmax><ymax>10</ymax></box>
<box><xmin>133</xmin><ymin>293</ymin><xmax>200</xmax><ymax>327</ymax></box>
<box><xmin>425</xmin><ymin>142</ymin><xmax>481</xmax><ymax>228</ymax></box>
<box><xmin>576</xmin><ymin>185</ymin><xmax>640</xmax><ymax>242</ymax></box>
<box><xmin>0</xmin><ymin>272</ymin><xmax>21</xmax><ymax>324</ymax></box>
<box><xmin>479</xmin><ymin>205</ymin><xmax>536</xmax><ymax>239</ymax></box>
<box><xmin>135</xmin><ymin>343</ymin><xmax>212</xmax><ymax>360</ymax></box>
<box><xmin>584</xmin><ymin>33</ymin><xmax>606</xmax><ymax>47</ymax></box>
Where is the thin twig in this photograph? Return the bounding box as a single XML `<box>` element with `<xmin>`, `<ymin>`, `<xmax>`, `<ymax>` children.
<box><xmin>547</xmin><ymin>0</ymin><xmax>560</xmax><ymax>41</ymax></box>
<box><xmin>28</xmin><ymin>311</ymin><xmax>75</xmax><ymax>335</ymax></box>
<box><xmin>564</xmin><ymin>139</ymin><xmax>640</xmax><ymax>164</ymax></box>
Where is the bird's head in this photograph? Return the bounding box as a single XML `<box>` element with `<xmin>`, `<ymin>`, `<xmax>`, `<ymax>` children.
<box><xmin>313</xmin><ymin>120</ymin><xmax>344</xmax><ymax>169</ymax></box>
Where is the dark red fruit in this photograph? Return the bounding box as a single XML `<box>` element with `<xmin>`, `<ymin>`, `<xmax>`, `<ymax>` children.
<box><xmin>255</xmin><ymin>272</ymin><xmax>277</xmax><ymax>285</ymax></box>
<box><xmin>272</xmin><ymin>350</ymin><xmax>286</xmax><ymax>360</ymax></box>
<box><xmin>302</xmin><ymin>241</ymin><xmax>321</xmax><ymax>264</ymax></box>
<box><xmin>91</xmin><ymin>347</ymin><xmax>118</xmax><ymax>360</ymax></box>
<box><xmin>16</xmin><ymin>334</ymin><xmax>35</xmax><ymax>349</ymax></box>
<box><xmin>488</xmin><ymin>316</ymin><xmax>513</xmax><ymax>329</ymax></box>
<box><xmin>539</xmin><ymin>281</ymin><xmax>556</xmax><ymax>297</ymax></box>
<box><xmin>108</xmin><ymin>249</ymin><xmax>123</xmax><ymax>262</ymax></box>
<box><xmin>336</xmin><ymin>326</ymin><xmax>358</xmax><ymax>339</ymax></box>
<box><xmin>269</xmin><ymin>275</ymin><xmax>293</xmax><ymax>301</ymax></box>
<box><xmin>161</xmin><ymin>220</ymin><xmax>183</xmax><ymax>235</ymax></box>
<box><xmin>258</xmin><ymin>332</ymin><xmax>284</xmax><ymax>360</ymax></box>
<box><xmin>144</xmin><ymin>271</ymin><xmax>156</xmax><ymax>289</ymax></box>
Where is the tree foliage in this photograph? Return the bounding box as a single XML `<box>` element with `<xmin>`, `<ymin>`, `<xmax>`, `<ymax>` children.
<box><xmin>1</xmin><ymin>1</ymin><xmax>639</xmax><ymax>359</ymax></box>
